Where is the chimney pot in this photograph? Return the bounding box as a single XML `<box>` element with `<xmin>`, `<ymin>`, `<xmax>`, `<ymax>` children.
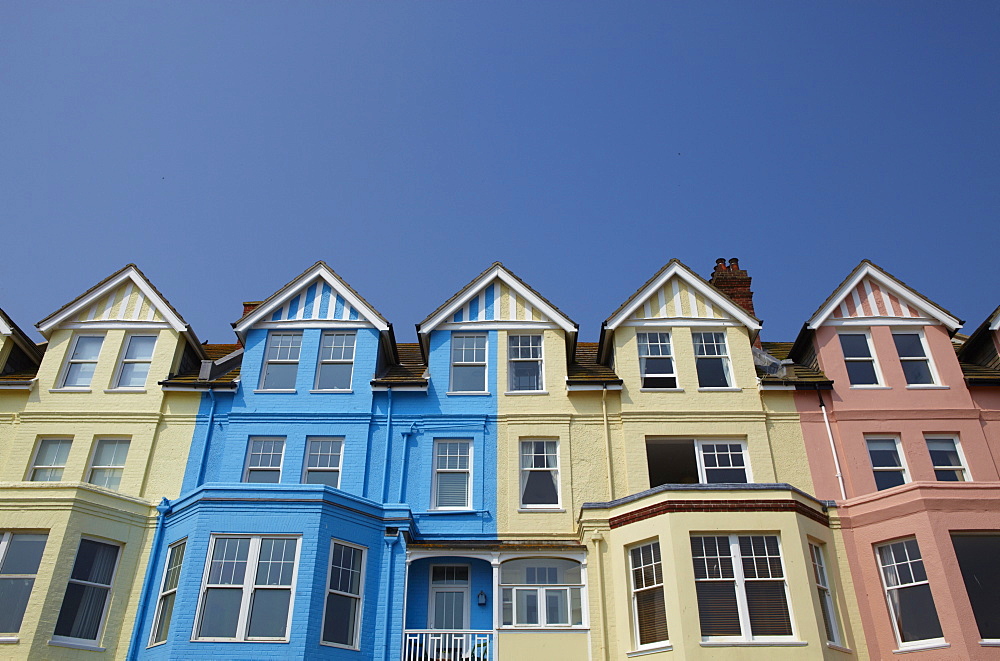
<box><xmin>714</xmin><ymin>258</ymin><xmax>728</xmax><ymax>272</ymax></box>
<box><xmin>708</xmin><ymin>257</ymin><xmax>755</xmax><ymax>317</ymax></box>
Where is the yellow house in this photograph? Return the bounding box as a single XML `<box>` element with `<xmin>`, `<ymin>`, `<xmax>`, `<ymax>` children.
<box><xmin>0</xmin><ymin>265</ymin><xmax>217</xmax><ymax>659</ymax></box>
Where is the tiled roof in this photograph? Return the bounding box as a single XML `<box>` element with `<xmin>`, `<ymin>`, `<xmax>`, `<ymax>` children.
<box><xmin>950</xmin><ymin>338</ymin><xmax>1000</xmax><ymax>385</ymax></box>
<box><xmin>159</xmin><ymin>343</ymin><xmax>242</xmax><ymax>389</ymax></box>
<box><xmin>371</xmin><ymin>342</ymin><xmax>428</xmax><ymax>387</ymax></box>
<box><xmin>0</xmin><ymin>369</ymin><xmax>39</xmax><ymax>384</ymax></box>
<box><xmin>758</xmin><ymin>342</ymin><xmax>832</xmax><ymax>386</ymax></box>
<box><xmin>567</xmin><ymin>342</ymin><xmax>622</xmax><ymax>384</ymax></box>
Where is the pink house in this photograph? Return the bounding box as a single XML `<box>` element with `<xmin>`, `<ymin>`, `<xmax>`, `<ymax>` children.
<box><xmin>782</xmin><ymin>261</ymin><xmax>1000</xmax><ymax>659</ymax></box>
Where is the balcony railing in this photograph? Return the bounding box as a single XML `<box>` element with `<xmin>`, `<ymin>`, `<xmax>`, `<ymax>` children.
<box><xmin>403</xmin><ymin>630</ymin><xmax>493</xmax><ymax>661</ymax></box>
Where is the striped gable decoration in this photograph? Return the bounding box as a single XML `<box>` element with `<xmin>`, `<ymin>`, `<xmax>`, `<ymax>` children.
<box><xmin>630</xmin><ymin>277</ymin><xmax>726</xmax><ymax>321</ymax></box>
<box><xmin>268</xmin><ymin>278</ymin><xmax>361</xmax><ymax>322</ymax></box>
<box><xmin>828</xmin><ymin>277</ymin><xmax>924</xmax><ymax>320</ymax></box>
<box><xmin>74</xmin><ymin>281</ymin><xmax>165</xmax><ymax>324</ymax></box>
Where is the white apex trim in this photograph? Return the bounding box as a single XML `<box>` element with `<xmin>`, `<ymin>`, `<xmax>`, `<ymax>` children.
<box><xmin>0</xmin><ymin>316</ymin><xmax>11</xmax><ymax>336</ymax></box>
<box><xmin>437</xmin><ymin>321</ymin><xmax>559</xmax><ymax>331</ymax></box>
<box><xmin>990</xmin><ymin>309</ymin><xmax>1000</xmax><ymax>331</ymax></box>
<box><xmin>37</xmin><ymin>266</ymin><xmax>187</xmax><ymax>336</ymax></box>
<box><xmin>235</xmin><ymin>264</ymin><xmax>389</xmax><ymax>333</ymax></box>
<box><xmin>420</xmin><ymin>265</ymin><xmax>576</xmax><ymax>335</ymax></box>
<box><xmin>605</xmin><ymin>263</ymin><xmax>761</xmax><ymax>332</ymax></box>
<box><xmin>809</xmin><ymin>263</ymin><xmax>962</xmax><ymax>331</ymax></box>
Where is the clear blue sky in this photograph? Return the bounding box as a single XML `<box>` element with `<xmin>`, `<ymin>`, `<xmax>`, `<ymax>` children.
<box><xmin>2</xmin><ymin>2</ymin><xmax>998</xmax><ymax>344</ymax></box>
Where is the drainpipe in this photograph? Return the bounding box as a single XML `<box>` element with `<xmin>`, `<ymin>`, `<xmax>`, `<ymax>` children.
<box><xmin>383</xmin><ymin>531</ymin><xmax>400</xmax><ymax>661</ymax></box>
<box><xmin>196</xmin><ymin>390</ymin><xmax>217</xmax><ymax>487</ymax></box>
<box><xmin>602</xmin><ymin>386</ymin><xmax>614</xmax><ymax>500</ymax></box>
<box><xmin>818</xmin><ymin>389</ymin><xmax>846</xmax><ymax>500</ymax></box>
<box><xmin>590</xmin><ymin>532</ymin><xmax>611</xmax><ymax>661</ymax></box>
<box><xmin>382</xmin><ymin>388</ymin><xmax>394</xmax><ymax>503</ymax></box>
<box><xmin>126</xmin><ymin>497</ymin><xmax>171</xmax><ymax>661</ymax></box>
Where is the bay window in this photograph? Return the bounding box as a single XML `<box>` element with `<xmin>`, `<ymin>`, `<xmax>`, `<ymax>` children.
<box><xmin>149</xmin><ymin>539</ymin><xmax>186</xmax><ymax>645</ymax></box>
<box><xmin>629</xmin><ymin>541</ymin><xmax>668</xmax><ymax>648</ymax></box>
<box><xmin>809</xmin><ymin>543</ymin><xmax>841</xmax><ymax>645</ymax></box>
<box><xmin>500</xmin><ymin>558</ymin><xmax>583</xmax><ymax>628</ymax></box>
<box><xmin>322</xmin><ymin>540</ymin><xmax>365</xmax><ymax>648</ymax></box>
<box><xmin>0</xmin><ymin>532</ymin><xmax>47</xmax><ymax>635</ymax></box>
<box><xmin>53</xmin><ymin>538</ymin><xmax>121</xmax><ymax>643</ymax></box>
<box><xmin>876</xmin><ymin>538</ymin><xmax>943</xmax><ymax>647</ymax></box>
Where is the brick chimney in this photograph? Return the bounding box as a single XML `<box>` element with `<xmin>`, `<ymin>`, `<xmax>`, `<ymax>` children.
<box><xmin>708</xmin><ymin>258</ymin><xmax>755</xmax><ymax>317</ymax></box>
<box><xmin>242</xmin><ymin>301</ymin><xmax>264</xmax><ymax>317</ymax></box>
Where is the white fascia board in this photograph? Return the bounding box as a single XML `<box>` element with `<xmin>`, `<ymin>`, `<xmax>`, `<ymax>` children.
<box><xmin>254</xmin><ymin>320</ymin><xmax>373</xmax><ymax>330</ymax></box>
<box><xmin>621</xmin><ymin>318</ymin><xmax>740</xmax><ymax>328</ymax></box>
<box><xmin>436</xmin><ymin>321</ymin><xmax>559</xmax><ymax>332</ymax></box>
<box><xmin>824</xmin><ymin>317</ymin><xmax>937</xmax><ymax>327</ymax></box>
<box><xmin>37</xmin><ymin>267</ymin><xmax>188</xmax><ymax>336</ymax></box>
<box><xmin>420</xmin><ymin>266</ymin><xmax>576</xmax><ymax>335</ymax></box>
<box><xmin>990</xmin><ymin>310</ymin><xmax>1000</xmax><ymax>331</ymax></box>
<box><xmin>0</xmin><ymin>315</ymin><xmax>11</xmax><ymax>336</ymax></box>
<box><xmin>605</xmin><ymin>264</ymin><xmax>761</xmax><ymax>332</ymax></box>
<box><xmin>808</xmin><ymin>263</ymin><xmax>962</xmax><ymax>331</ymax></box>
<box><xmin>235</xmin><ymin>264</ymin><xmax>388</xmax><ymax>334</ymax></box>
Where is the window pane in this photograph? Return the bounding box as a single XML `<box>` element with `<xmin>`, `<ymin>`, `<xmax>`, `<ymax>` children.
<box><xmin>317</xmin><ymin>363</ymin><xmax>352</xmax><ymax>390</ymax></box>
<box><xmin>696</xmin><ymin>357</ymin><xmax>730</xmax><ymax>387</ymax></box>
<box><xmin>151</xmin><ymin>591</ymin><xmax>175</xmax><ymax>644</ymax></box>
<box><xmin>307</xmin><ymin>439</ymin><xmax>342</xmax><ymax>468</ymax></box>
<box><xmin>72</xmin><ymin>337</ymin><xmax>104</xmax><ymax>360</ymax></box>
<box><xmin>63</xmin><ymin>362</ymin><xmax>96</xmax><ymax>388</ymax></box>
<box><xmin>845</xmin><ymin>361</ymin><xmax>879</xmax><ymax>385</ymax></box>
<box><xmin>436</xmin><ymin>472</ymin><xmax>469</xmax><ymax>507</ymax></box>
<box><xmin>117</xmin><ymin>362</ymin><xmax>150</xmax><ymax>388</ymax></box>
<box><xmin>262</xmin><ymin>363</ymin><xmax>297</xmax><ymax>389</ymax></box>
<box><xmin>322</xmin><ymin>592</ymin><xmax>358</xmax><ymax>645</ymax></box>
<box><xmin>71</xmin><ymin>540</ymin><xmax>118</xmax><ymax>585</ymax></box>
<box><xmin>89</xmin><ymin>468</ymin><xmax>123</xmax><ymax>490</ymax></box>
<box><xmin>306</xmin><ymin>470</ymin><xmax>340</xmax><ymax>487</ymax></box>
<box><xmin>329</xmin><ymin>543</ymin><xmax>362</xmax><ymax>595</ymax></box>
<box><xmin>839</xmin><ymin>334</ymin><xmax>872</xmax><ymax>358</ymax></box>
<box><xmin>198</xmin><ymin>588</ymin><xmax>242</xmax><ymax>638</ymax></box>
<box><xmin>695</xmin><ymin>581</ymin><xmax>741</xmax><ymax>636</ymax></box>
<box><xmin>0</xmin><ymin>578</ymin><xmax>35</xmax><ymax>633</ymax></box>
<box><xmin>522</xmin><ymin>470</ymin><xmax>559</xmax><ymax>506</ymax></box>
<box><xmin>545</xmin><ymin>589</ymin><xmax>568</xmax><ymax>625</ymax></box>
<box><xmin>93</xmin><ymin>439</ymin><xmax>129</xmax><ymax>467</ymax></box>
<box><xmin>1</xmin><ymin>534</ymin><xmax>47</xmax><ymax>574</ymax></box>
<box><xmin>952</xmin><ymin>535</ymin><xmax>1000</xmax><ymax>639</ymax></box>
<box><xmin>900</xmin><ymin>360</ymin><xmax>933</xmax><ymax>385</ymax></box>
<box><xmin>452</xmin><ymin>365</ymin><xmax>486</xmax><ymax>392</ymax></box>
<box><xmin>515</xmin><ymin>589</ymin><xmax>539</xmax><ymax>625</ymax></box>
<box><xmin>246</xmin><ymin>469</ymin><xmax>280</xmax><ymax>484</ymax></box>
<box><xmin>635</xmin><ymin>588</ymin><xmax>668</xmax><ymax>645</ymax></box>
<box><xmin>35</xmin><ymin>439</ymin><xmax>71</xmax><ymax>468</ymax></box>
<box><xmin>889</xmin><ymin>584</ymin><xmax>943</xmax><ymax>642</ymax></box>
<box><xmin>500</xmin><ymin>559</ymin><xmax>582</xmax><ymax>585</ymax></box>
<box><xmin>124</xmin><ymin>336</ymin><xmax>156</xmax><ymax>360</ymax></box>
<box><xmin>892</xmin><ymin>334</ymin><xmax>925</xmax><ymax>358</ymax></box>
<box><xmin>54</xmin><ymin>583</ymin><xmax>109</xmax><ymax>640</ymax></box>
<box><xmin>510</xmin><ymin>361</ymin><xmax>541</xmax><ymax>391</ymax></box>
<box><xmin>247</xmin><ymin>589</ymin><xmax>291</xmax><ymax>638</ymax></box>
<box><xmin>874</xmin><ymin>471</ymin><xmax>906</xmax><ymax>490</ymax></box>
<box><xmin>745</xmin><ymin>581</ymin><xmax>793</xmax><ymax>636</ymax></box>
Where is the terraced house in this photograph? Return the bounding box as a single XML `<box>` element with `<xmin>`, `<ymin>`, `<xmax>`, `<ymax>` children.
<box><xmin>0</xmin><ymin>265</ymin><xmax>210</xmax><ymax>659</ymax></box>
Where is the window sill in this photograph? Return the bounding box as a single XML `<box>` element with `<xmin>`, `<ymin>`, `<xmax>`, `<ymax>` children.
<box><xmin>320</xmin><ymin>641</ymin><xmax>360</xmax><ymax>650</ymax></box>
<box><xmin>981</xmin><ymin>639</ymin><xmax>1000</xmax><ymax>647</ymax></box>
<box><xmin>426</xmin><ymin>508</ymin><xmax>475</xmax><ymax>514</ymax></box>
<box><xmin>640</xmin><ymin>388</ymin><xmax>684</xmax><ymax>392</ymax></box>
<box><xmin>446</xmin><ymin>391</ymin><xmax>491</xmax><ymax>396</ymax></box>
<box><xmin>627</xmin><ymin>644</ymin><xmax>672</xmax><ymax>656</ymax></box>
<box><xmin>504</xmin><ymin>390</ymin><xmax>549</xmax><ymax>396</ymax></box>
<box><xmin>828</xmin><ymin>642</ymin><xmax>854</xmax><ymax>653</ymax></box>
<box><xmin>848</xmin><ymin>385</ymin><xmax>891</xmax><ymax>389</ymax></box>
<box><xmin>892</xmin><ymin>640</ymin><xmax>949</xmax><ymax>654</ymax></box>
<box><xmin>498</xmin><ymin>627</ymin><xmax>589</xmax><ymax>633</ymax></box>
<box><xmin>48</xmin><ymin>388</ymin><xmax>91</xmax><ymax>393</ymax></box>
<box><xmin>49</xmin><ymin>639</ymin><xmax>106</xmax><ymax>652</ymax></box>
<box><xmin>905</xmin><ymin>385</ymin><xmax>949</xmax><ymax>390</ymax></box>
<box><xmin>104</xmin><ymin>388</ymin><xmax>147</xmax><ymax>394</ymax></box>
<box><xmin>517</xmin><ymin>507</ymin><xmax>565</xmax><ymax>513</ymax></box>
<box><xmin>252</xmin><ymin>389</ymin><xmax>297</xmax><ymax>394</ymax></box>
<box><xmin>0</xmin><ymin>636</ymin><xmax>18</xmax><ymax>644</ymax></box>
<box><xmin>309</xmin><ymin>389</ymin><xmax>353</xmax><ymax>394</ymax></box>
<box><xmin>701</xmin><ymin>640</ymin><xmax>807</xmax><ymax>647</ymax></box>
<box><xmin>697</xmin><ymin>387</ymin><xmax>741</xmax><ymax>392</ymax></box>
<box><xmin>192</xmin><ymin>638</ymin><xmax>289</xmax><ymax>643</ymax></box>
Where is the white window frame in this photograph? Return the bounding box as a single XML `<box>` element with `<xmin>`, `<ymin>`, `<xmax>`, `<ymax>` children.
<box><xmin>58</xmin><ymin>334</ymin><xmax>105</xmax><ymax>389</ymax></box>
<box><xmin>111</xmin><ymin>333</ymin><xmax>157</xmax><ymax>390</ymax></box>
<box><xmin>432</xmin><ymin>439</ymin><xmax>472</xmax><ymax>510</ymax></box>
<box><xmin>692</xmin><ymin>331</ymin><xmax>734</xmax><ymax>389</ymax></box>
<box><xmin>243</xmin><ymin>437</ymin><xmax>285</xmax><ymax>484</ymax></box>
<box><xmin>0</xmin><ymin>531</ymin><xmax>47</xmax><ymax>636</ymax></box>
<box><xmin>924</xmin><ymin>435</ymin><xmax>969</xmax><ymax>482</ymax></box>
<box><xmin>891</xmin><ymin>330</ymin><xmax>939</xmax><ymax>387</ymax></box>
<box><xmin>691</xmin><ymin>534</ymin><xmax>796</xmax><ymax>643</ymax></box>
<box><xmin>629</xmin><ymin>540</ymin><xmax>669</xmax><ymax>650</ymax></box>
<box><xmin>51</xmin><ymin>536</ymin><xmax>122</xmax><ymax>646</ymax></box>
<box><xmin>499</xmin><ymin>557</ymin><xmax>586</xmax><ymax>629</ymax></box>
<box><xmin>449</xmin><ymin>334</ymin><xmax>488</xmax><ymax>393</ymax></box>
<box><xmin>302</xmin><ymin>436</ymin><xmax>344</xmax><ymax>488</ymax></box>
<box><xmin>519</xmin><ymin>440</ymin><xmax>560</xmax><ymax>509</ymax></box>
<box><xmin>838</xmin><ymin>330</ymin><xmax>884</xmax><ymax>387</ymax></box>
<box><xmin>428</xmin><ymin>564</ymin><xmax>471</xmax><ymax>630</ymax></box>
<box><xmin>875</xmin><ymin>538</ymin><xmax>945</xmax><ymax>650</ymax></box>
<box><xmin>321</xmin><ymin>539</ymin><xmax>366</xmax><ymax>650</ymax></box>
<box><xmin>193</xmin><ymin>535</ymin><xmax>301</xmax><ymax>642</ymax></box>
<box><xmin>148</xmin><ymin>538</ymin><xmax>186</xmax><ymax>647</ymax></box>
<box><xmin>695</xmin><ymin>440</ymin><xmax>752</xmax><ymax>484</ymax></box>
<box><xmin>809</xmin><ymin>542</ymin><xmax>841</xmax><ymax>646</ymax></box>
<box><xmin>258</xmin><ymin>331</ymin><xmax>303</xmax><ymax>391</ymax></box>
<box><xmin>637</xmin><ymin>331</ymin><xmax>678</xmax><ymax>390</ymax></box>
<box><xmin>507</xmin><ymin>334</ymin><xmax>544</xmax><ymax>392</ymax></box>
<box><xmin>313</xmin><ymin>331</ymin><xmax>355</xmax><ymax>391</ymax></box>
<box><xmin>866</xmin><ymin>436</ymin><xmax>909</xmax><ymax>491</ymax></box>
<box><xmin>86</xmin><ymin>437</ymin><xmax>130</xmax><ymax>491</ymax></box>
<box><xmin>28</xmin><ymin>437</ymin><xmax>73</xmax><ymax>482</ymax></box>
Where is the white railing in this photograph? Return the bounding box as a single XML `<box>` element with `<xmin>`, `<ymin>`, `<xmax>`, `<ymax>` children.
<box><xmin>403</xmin><ymin>630</ymin><xmax>493</xmax><ymax>661</ymax></box>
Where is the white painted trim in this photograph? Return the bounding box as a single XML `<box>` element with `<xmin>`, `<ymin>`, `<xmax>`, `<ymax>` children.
<box><xmin>622</xmin><ymin>319</ymin><xmax>739</xmax><ymax>328</ymax></box>
<box><xmin>60</xmin><ymin>321</ymin><xmax>172</xmax><ymax>331</ymax></box>
<box><xmin>254</xmin><ymin>319</ymin><xmax>372</xmax><ymax>330</ymax></box>
<box><xmin>235</xmin><ymin>264</ymin><xmax>389</xmax><ymax>333</ymax></box>
<box><xmin>823</xmin><ymin>317</ymin><xmax>936</xmax><ymax>327</ymax></box>
<box><xmin>0</xmin><ymin>317</ymin><xmax>11</xmax><ymax>336</ymax></box>
<box><xmin>38</xmin><ymin>266</ymin><xmax>187</xmax><ymax>335</ymax></box>
<box><xmin>605</xmin><ymin>262</ymin><xmax>761</xmax><ymax>332</ymax></box>
<box><xmin>808</xmin><ymin>263</ymin><xmax>962</xmax><ymax>331</ymax></box>
<box><xmin>990</xmin><ymin>314</ymin><xmax>1000</xmax><ymax>331</ymax></box>
<box><xmin>437</xmin><ymin>321</ymin><xmax>559</xmax><ymax>331</ymax></box>
<box><xmin>420</xmin><ymin>266</ymin><xmax>576</xmax><ymax>335</ymax></box>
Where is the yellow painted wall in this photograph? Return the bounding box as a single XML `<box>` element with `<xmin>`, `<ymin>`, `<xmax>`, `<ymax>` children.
<box><xmin>496</xmin><ymin>631</ymin><xmax>589</xmax><ymax>660</ymax></box>
<box><xmin>0</xmin><ymin>326</ymin><xmax>202</xmax><ymax>659</ymax></box>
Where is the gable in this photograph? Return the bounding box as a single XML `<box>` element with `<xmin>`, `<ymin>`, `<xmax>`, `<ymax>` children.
<box><xmin>604</xmin><ymin>260</ymin><xmax>761</xmax><ymax>331</ymax></box>
<box><xmin>419</xmin><ymin>263</ymin><xmax>576</xmax><ymax>334</ymax></box>
<box><xmin>234</xmin><ymin>262</ymin><xmax>389</xmax><ymax>336</ymax></box>
<box><xmin>807</xmin><ymin>261</ymin><xmax>962</xmax><ymax>331</ymax></box>
<box><xmin>36</xmin><ymin>264</ymin><xmax>189</xmax><ymax>337</ymax></box>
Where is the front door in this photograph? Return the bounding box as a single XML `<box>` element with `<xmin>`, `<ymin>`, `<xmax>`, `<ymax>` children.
<box><xmin>429</xmin><ymin>565</ymin><xmax>470</xmax><ymax>629</ymax></box>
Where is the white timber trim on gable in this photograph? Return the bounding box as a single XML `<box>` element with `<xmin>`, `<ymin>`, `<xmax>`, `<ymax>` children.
<box><xmin>233</xmin><ymin>262</ymin><xmax>389</xmax><ymax>337</ymax></box>
<box><xmin>990</xmin><ymin>308</ymin><xmax>1000</xmax><ymax>332</ymax></box>
<box><xmin>807</xmin><ymin>262</ymin><xmax>962</xmax><ymax>331</ymax></box>
<box><xmin>0</xmin><ymin>316</ymin><xmax>11</xmax><ymax>336</ymax></box>
<box><xmin>419</xmin><ymin>264</ymin><xmax>577</xmax><ymax>336</ymax></box>
<box><xmin>36</xmin><ymin>265</ymin><xmax>189</xmax><ymax>338</ymax></box>
<box><xmin>604</xmin><ymin>261</ymin><xmax>761</xmax><ymax>332</ymax></box>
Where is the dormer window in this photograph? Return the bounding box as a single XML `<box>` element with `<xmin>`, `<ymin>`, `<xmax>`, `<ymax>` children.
<box><xmin>637</xmin><ymin>332</ymin><xmax>677</xmax><ymax>389</ymax></box>
<box><xmin>892</xmin><ymin>332</ymin><xmax>936</xmax><ymax>385</ymax></box>
<box><xmin>114</xmin><ymin>335</ymin><xmax>156</xmax><ymax>388</ymax></box>
<box><xmin>692</xmin><ymin>332</ymin><xmax>732</xmax><ymax>388</ymax></box>
<box><xmin>838</xmin><ymin>332</ymin><xmax>881</xmax><ymax>386</ymax></box>
<box><xmin>61</xmin><ymin>335</ymin><xmax>104</xmax><ymax>388</ymax></box>
<box><xmin>260</xmin><ymin>332</ymin><xmax>302</xmax><ymax>390</ymax></box>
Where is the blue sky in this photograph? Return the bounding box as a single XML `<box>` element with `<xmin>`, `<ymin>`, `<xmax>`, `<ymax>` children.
<box><xmin>2</xmin><ymin>2</ymin><xmax>998</xmax><ymax>344</ymax></box>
